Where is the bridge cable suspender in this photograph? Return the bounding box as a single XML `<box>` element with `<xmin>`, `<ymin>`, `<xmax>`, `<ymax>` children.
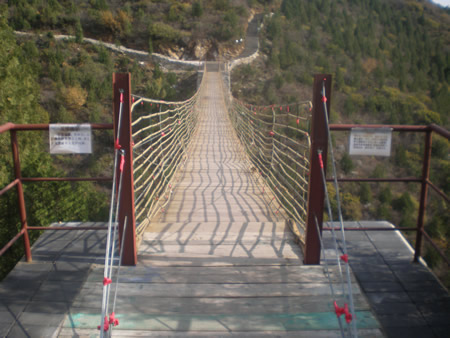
<box><xmin>314</xmin><ymin>216</ymin><xmax>346</xmax><ymax>338</ymax></box>
<box><xmin>99</xmin><ymin>89</ymin><xmax>126</xmax><ymax>336</ymax></box>
<box><xmin>319</xmin><ymin>80</ymin><xmax>358</xmax><ymax>337</ymax></box>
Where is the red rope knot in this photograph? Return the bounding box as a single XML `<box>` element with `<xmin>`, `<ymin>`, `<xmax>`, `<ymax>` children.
<box><xmin>318</xmin><ymin>153</ymin><xmax>324</xmax><ymax>169</ymax></box>
<box><xmin>178</xmin><ymin>120</ymin><xmax>181</xmax><ymax>124</ymax></box>
<box><xmin>161</xmin><ymin>132</ymin><xmax>166</xmax><ymax>137</ymax></box>
<box><xmin>344</xmin><ymin>303</ymin><xmax>353</xmax><ymax>323</ymax></box>
<box><xmin>322</xmin><ymin>95</ymin><xmax>327</xmax><ymax>103</ymax></box>
<box><xmin>109</xmin><ymin>312</ymin><xmax>119</xmax><ymax>326</ymax></box>
<box><xmin>279</xmin><ymin>106</ymin><xmax>282</xmax><ymax>111</ymax></box>
<box><xmin>296</xmin><ymin>118</ymin><xmax>300</xmax><ymax>125</ymax></box>
<box><xmin>333</xmin><ymin>301</ymin><xmax>345</xmax><ymax>317</ymax></box>
<box><xmin>340</xmin><ymin>254</ymin><xmax>349</xmax><ymax>263</ymax></box>
<box><xmin>269</xmin><ymin>131</ymin><xmax>275</xmax><ymax>136</ymax></box>
<box><xmin>114</xmin><ymin>139</ymin><xmax>121</xmax><ymax>150</ymax></box>
<box><xmin>98</xmin><ymin>315</ymin><xmax>110</xmax><ymax>331</ymax></box>
<box><xmin>103</xmin><ymin>277</ymin><xmax>112</xmax><ymax>286</ymax></box>
<box><xmin>141</xmin><ymin>101</ymin><xmax>144</xmax><ymax>105</ymax></box>
<box><xmin>287</xmin><ymin>106</ymin><xmax>290</xmax><ymax>112</ymax></box>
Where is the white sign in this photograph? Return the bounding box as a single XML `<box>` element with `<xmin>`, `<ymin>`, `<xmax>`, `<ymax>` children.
<box><xmin>349</xmin><ymin>128</ymin><xmax>392</xmax><ymax>156</ymax></box>
<box><xmin>49</xmin><ymin>124</ymin><xmax>92</xmax><ymax>154</ymax></box>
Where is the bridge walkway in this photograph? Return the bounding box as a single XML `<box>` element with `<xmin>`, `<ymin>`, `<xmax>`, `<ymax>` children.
<box><xmin>58</xmin><ymin>66</ymin><xmax>379</xmax><ymax>336</ymax></box>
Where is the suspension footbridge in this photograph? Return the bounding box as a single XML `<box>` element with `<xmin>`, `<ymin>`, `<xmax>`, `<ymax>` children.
<box><xmin>58</xmin><ymin>62</ymin><xmax>378</xmax><ymax>336</ymax></box>
<box><xmin>1</xmin><ymin>60</ymin><xmax>449</xmax><ymax>337</ymax></box>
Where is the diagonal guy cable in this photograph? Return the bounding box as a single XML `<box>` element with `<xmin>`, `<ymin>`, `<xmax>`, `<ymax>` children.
<box><xmin>321</xmin><ymin>80</ymin><xmax>358</xmax><ymax>337</ymax></box>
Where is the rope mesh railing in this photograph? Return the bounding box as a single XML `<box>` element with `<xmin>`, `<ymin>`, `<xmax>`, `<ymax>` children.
<box><xmin>131</xmin><ymin>69</ymin><xmax>205</xmax><ymax>239</ymax></box>
<box><xmin>223</xmin><ymin>82</ymin><xmax>313</xmax><ymax>243</ymax></box>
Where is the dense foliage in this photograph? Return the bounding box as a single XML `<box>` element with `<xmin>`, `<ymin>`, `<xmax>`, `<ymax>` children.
<box><xmin>0</xmin><ymin>3</ymin><xmax>197</xmax><ymax>280</ymax></box>
<box><xmin>5</xmin><ymin>0</ymin><xmax>265</xmax><ymax>58</ymax></box>
<box><xmin>231</xmin><ymin>0</ymin><xmax>449</xmax><ymax>284</ymax></box>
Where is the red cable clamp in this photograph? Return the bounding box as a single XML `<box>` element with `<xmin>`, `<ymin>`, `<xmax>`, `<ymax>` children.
<box><xmin>296</xmin><ymin>118</ymin><xmax>300</xmax><ymax>125</ymax></box>
<box><xmin>178</xmin><ymin>120</ymin><xmax>181</xmax><ymax>124</ymax></box>
<box><xmin>318</xmin><ymin>153</ymin><xmax>324</xmax><ymax>169</ymax></box>
<box><xmin>98</xmin><ymin>315</ymin><xmax>110</xmax><ymax>331</ymax></box>
<box><xmin>141</xmin><ymin>101</ymin><xmax>144</xmax><ymax>105</ymax></box>
<box><xmin>269</xmin><ymin>131</ymin><xmax>275</xmax><ymax>136</ymax></box>
<box><xmin>103</xmin><ymin>277</ymin><xmax>112</xmax><ymax>286</ymax></box>
<box><xmin>109</xmin><ymin>312</ymin><xmax>119</xmax><ymax>326</ymax></box>
<box><xmin>120</xmin><ymin>93</ymin><xmax>124</xmax><ymax>103</ymax></box>
<box><xmin>287</xmin><ymin>106</ymin><xmax>290</xmax><ymax>112</ymax></box>
<box><xmin>322</xmin><ymin>95</ymin><xmax>327</xmax><ymax>103</ymax></box>
<box><xmin>161</xmin><ymin>132</ymin><xmax>166</xmax><ymax>137</ymax></box>
<box><xmin>340</xmin><ymin>254</ymin><xmax>349</xmax><ymax>263</ymax></box>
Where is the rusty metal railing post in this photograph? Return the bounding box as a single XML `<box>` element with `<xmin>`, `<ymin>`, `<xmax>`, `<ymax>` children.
<box><xmin>113</xmin><ymin>73</ymin><xmax>137</xmax><ymax>265</ymax></box>
<box><xmin>10</xmin><ymin>130</ymin><xmax>32</xmax><ymax>262</ymax></box>
<box><xmin>414</xmin><ymin>129</ymin><xmax>432</xmax><ymax>262</ymax></box>
<box><xmin>304</xmin><ymin>74</ymin><xmax>332</xmax><ymax>264</ymax></box>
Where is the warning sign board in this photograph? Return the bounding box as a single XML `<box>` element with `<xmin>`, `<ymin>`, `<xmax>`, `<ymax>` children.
<box><xmin>349</xmin><ymin>128</ymin><xmax>392</xmax><ymax>157</ymax></box>
<box><xmin>49</xmin><ymin>124</ymin><xmax>92</xmax><ymax>154</ymax></box>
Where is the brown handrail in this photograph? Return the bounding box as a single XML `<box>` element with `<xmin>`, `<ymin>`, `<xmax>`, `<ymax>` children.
<box><xmin>0</xmin><ymin>122</ymin><xmax>114</xmax><ymax>262</ymax></box>
<box><xmin>323</xmin><ymin>123</ymin><xmax>449</xmax><ymax>266</ymax></box>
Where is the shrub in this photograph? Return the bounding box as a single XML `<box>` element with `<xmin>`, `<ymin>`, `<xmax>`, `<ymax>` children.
<box><xmin>61</xmin><ymin>86</ymin><xmax>88</xmax><ymax>110</ymax></box>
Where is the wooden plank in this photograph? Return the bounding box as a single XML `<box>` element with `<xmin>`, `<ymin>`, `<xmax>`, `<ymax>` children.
<box><xmin>73</xmin><ymin>281</ymin><xmax>361</xmax><ymax>298</ymax></box>
<box><xmin>145</xmin><ymin>222</ymin><xmax>287</xmax><ymax>233</ymax></box>
<box><xmin>68</xmin><ymin>294</ymin><xmax>370</xmax><ymax>314</ymax></box>
<box><xmin>136</xmin><ymin>256</ymin><xmax>303</xmax><ymax>267</ymax></box>
<box><xmin>59</xmin><ymin>328</ymin><xmax>385</xmax><ymax>337</ymax></box>
<box><xmin>86</xmin><ymin>265</ymin><xmax>356</xmax><ymax>284</ymax></box>
<box><xmin>62</xmin><ymin>311</ymin><xmax>378</xmax><ymax>331</ymax></box>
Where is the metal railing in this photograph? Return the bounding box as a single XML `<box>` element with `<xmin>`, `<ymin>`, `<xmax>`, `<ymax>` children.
<box><xmin>0</xmin><ymin>123</ymin><xmax>113</xmax><ymax>262</ymax></box>
<box><xmin>325</xmin><ymin>123</ymin><xmax>449</xmax><ymax>266</ymax></box>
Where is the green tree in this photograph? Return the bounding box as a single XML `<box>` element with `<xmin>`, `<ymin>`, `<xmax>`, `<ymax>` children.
<box><xmin>359</xmin><ymin>182</ymin><xmax>372</xmax><ymax>204</ymax></box>
<box><xmin>192</xmin><ymin>1</ymin><xmax>203</xmax><ymax>17</ymax></box>
<box><xmin>340</xmin><ymin>152</ymin><xmax>354</xmax><ymax>174</ymax></box>
<box><xmin>75</xmin><ymin>18</ymin><xmax>83</xmax><ymax>43</ymax></box>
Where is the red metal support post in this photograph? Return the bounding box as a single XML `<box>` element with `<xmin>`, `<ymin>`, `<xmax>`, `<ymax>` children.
<box><xmin>113</xmin><ymin>73</ymin><xmax>137</xmax><ymax>265</ymax></box>
<box><xmin>304</xmin><ymin>74</ymin><xmax>332</xmax><ymax>265</ymax></box>
<box><xmin>10</xmin><ymin>130</ymin><xmax>32</xmax><ymax>262</ymax></box>
<box><xmin>414</xmin><ymin>130</ymin><xmax>432</xmax><ymax>262</ymax></box>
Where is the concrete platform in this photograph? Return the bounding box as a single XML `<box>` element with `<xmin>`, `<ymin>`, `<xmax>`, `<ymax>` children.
<box><xmin>3</xmin><ymin>220</ymin><xmax>448</xmax><ymax>337</ymax></box>
<box><xmin>322</xmin><ymin>221</ymin><xmax>450</xmax><ymax>338</ymax></box>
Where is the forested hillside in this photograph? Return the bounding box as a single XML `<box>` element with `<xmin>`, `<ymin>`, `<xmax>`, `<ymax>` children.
<box><xmin>0</xmin><ymin>1</ymin><xmax>201</xmax><ymax>280</ymax></box>
<box><xmin>1</xmin><ymin>0</ymin><xmax>448</xmax><ymax>284</ymax></box>
<box><xmin>6</xmin><ymin>0</ymin><xmax>268</xmax><ymax>59</ymax></box>
<box><xmin>232</xmin><ymin>0</ymin><xmax>449</xmax><ymax>285</ymax></box>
